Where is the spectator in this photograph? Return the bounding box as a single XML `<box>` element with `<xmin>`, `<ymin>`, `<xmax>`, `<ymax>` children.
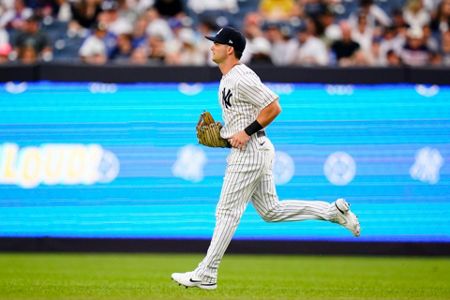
<box><xmin>351</xmin><ymin>12</ymin><xmax>374</xmax><ymax>55</ymax></box>
<box><xmin>0</xmin><ymin>24</ymin><xmax>9</xmax><ymax>46</ymax></box>
<box><xmin>64</xmin><ymin>19</ymin><xmax>90</xmax><ymax>39</ymax></box>
<box><xmin>131</xmin><ymin>14</ymin><xmax>148</xmax><ymax>48</ymax></box>
<box><xmin>331</xmin><ymin>21</ymin><xmax>360</xmax><ymax>66</ymax></box>
<box><xmin>430</xmin><ymin>0</ymin><xmax>450</xmax><ymax>34</ymax></box>
<box><xmin>154</xmin><ymin>0</ymin><xmax>185</xmax><ymax>18</ymax></box>
<box><xmin>166</xmin><ymin>27</ymin><xmax>205</xmax><ymax>65</ymax></box>
<box><xmin>439</xmin><ymin>29</ymin><xmax>450</xmax><ymax>65</ymax></box>
<box><xmin>186</xmin><ymin>0</ymin><xmax>238</xmax><ymax>15</ymax></box>
<box><xmin>265</xmin><ymin>22</ymin><xmax>296</xmax><ymax>66</ymax></box>
<box><xmin>369</xmin><ymin>38</ymin><xmax>383</xmax><ymax>66</ymax></box>
<box><xmin>116</xmin><ymin>0</ymin><xmax>140</xmax><ymax>25</ymax></box>
<box><xmin>21</xmin><ymin>0</ymin><xmax>50</xmax><ymax>11</ymax></box>
<box><xmin>129</xmin><ymin>45</ymin><xmax>148</xmax><ymax>64</ymax></box>
<box><xmin>28</xmin><ymin>2</ymin><xmax>46</xmax><ymax>20</ymax></box>
<box><xmin>0</xmin><ymin>43</ymin><xmax>12</xmax><ymax>63</ymax></box>
<box><xmin>145</xmin><ymin>33</ymin><xmax>167</xmax><ymax>65</ymax></box>
<box><xmin>400</xmin><ymin>26</ymin><xmax>431</xmax><ymax>66</ymax></box>
<box><xmin>52</xmin><ymin>0</ymin><xmax>73</xmax><ymax>22</ymax></box>
<box><xmin>386</xmin><ymin>49</ymin><xmax>403</xmax><ymax>66</ymax></box>
<box><xmin>13</xmin><ymin>14</ymin><xmax>52</xmax><ymax>62</ymax></box>
<box><xmin>17</xmin><ymin>44</ymin><xmax>37</xmax><ymax>63</ymax></box>
<box><xmin>403</xmin><ymin>0</ymin><xmax>431</xmax><ymax>29</ymax></box>
<box><xmin>423</xmin><ymin>0</ymin><xmax>441</xmax><ymax>13</ymax></box>
<box><xmin>352</xmin><ymin>49</ymin><xmax>372</xmax><ymax>65</ymax></box>
<box><xmin>259</xmin><ymin>0</ymin><xmax>297</xmax><ymax>21</ymax></box>
<box><xmin>350</xmin><ymin>0</ymin><xmax>391</xmax><ymax>28</ymax></box>
<box><xmin>379</xmin><ymin>26</ymin><xmax>405</xmax><ymax>65</ymax></box>
<box><xmin>109</xmin><ymin>33</ymin><xmax>134</xmax><ymax>63</ymax></box>
<box><xmin>302</xmin><ymin>0</ymin><xmax>326</xmax><ymax>19</ymax></box>
<box><xmin>130</xmin><ymin>0</ymin><xmax>154</xmax><ymax>12</ymax></box>
<box><xmin>98</xmin><ymin>1</ymin><xmax>133</xmax><ymax>36</ymax></box>
<box><xmin>239</xmin><ymin>12</ymin><xmax>264</xmax><ymax>64</ymax></box>
<box><xmin>0</xmin><ymin>0</ymin><xmax>12</xmax><ymax>15</ymax></box>
<box><xmin>145</xmin><ymin>7</ymin><xmax>173</xmax><ymax>41</ymax></box>
<box><xmin>423</xmin><ymin>24</ymin><xmax>439</xmax><ymax>51</ymax></box>
<box><xmin>392</xmin><ymin>9</ymin><xmax>409</xmax><ymax>29</ymax></box>
<box><xmin>78</xmin><ymin>22</ymin><xmax>107</xmax><ymax>64</ymax></box>
<box><xmin>1</xmin><ymin>0</ymin><xmax>449</xmax><ymax>67</ymax></box>
<box><xmin>0</xmin><ymin>0</ymin><xmax>33</xmax><ymax>30</ymax></box>
<box><xmin>317</xmin><ymin>7</ymin><xmax>341</xmax><ymax>45</ymax></box>
<box><xmin>71</xmin><ymin>0</ymin><xmax>102</xmax><ymax>29</ymax></box>
<box><xmin>243</xmin><ymin>12</ymin><xmax>263</xmax><ymax>40</ymax></box>
<box><xmin>429</xmin><ymin>50</ymin><xmax>442</xmax><ymax>64</ymax></box>
<box><xmin>52</xmin><ymin>20</ymin><xmax>88</xmax><ymax>61</ymax></box>
<box><xmin>292</xmin><ymin>20</ymin><xmax>329</xmax><ymax>66</ymax></box>
<box><xmin>249</xmin><ymin>36</ymin><xmax>273</xmax><ymax>65</ymax></box>
<box><xmin>391</xmin><ymin>8</ymin><xmax>409</xmax><ymax>35</ymax></box>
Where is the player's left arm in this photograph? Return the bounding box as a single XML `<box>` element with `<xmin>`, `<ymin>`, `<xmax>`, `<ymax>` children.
<box><xmin>229</xmin><ymin>99</ymin><xmax>281</xmax><ymax>149</ymax></box>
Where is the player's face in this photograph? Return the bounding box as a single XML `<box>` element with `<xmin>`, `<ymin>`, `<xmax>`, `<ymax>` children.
<box><xmin>211</xmin><ymin>42</ymin><xmax>231</xmax><ymax>63</ymax></box>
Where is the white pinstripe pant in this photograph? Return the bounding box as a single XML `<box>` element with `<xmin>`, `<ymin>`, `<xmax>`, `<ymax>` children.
<box><xmin>195</xmin><ymin>135</ymin><xmax>337</xmax><ymax>283</ymax></box>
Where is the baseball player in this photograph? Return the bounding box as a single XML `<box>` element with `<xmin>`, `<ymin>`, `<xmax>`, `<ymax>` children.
<box><xmin>172</xmin><ymin>27</ymin><xmax>361</xmax><ymax>290</ymax></box>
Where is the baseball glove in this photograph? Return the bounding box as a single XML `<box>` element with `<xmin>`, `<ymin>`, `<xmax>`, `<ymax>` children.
<box><xmin>196</xmin><ymin>111</ymin><xmax>231</xmax><ymax>148</ymax></box>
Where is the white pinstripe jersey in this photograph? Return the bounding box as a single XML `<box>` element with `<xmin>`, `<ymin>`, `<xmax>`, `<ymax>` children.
<box><xmin>218</xmin><ymin>64</ymin><xmax>278</xmax><ymax>139</ymax></box>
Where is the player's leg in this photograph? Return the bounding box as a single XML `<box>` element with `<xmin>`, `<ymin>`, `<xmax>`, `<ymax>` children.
<box><xmin>252</xmin><ymin>170</ymin><xmax>336</xmax><ymax>222</ymax></box>
<box><xmin>194</xmin><ymin>154</ymin><xmax>266</xmax><ymax>282</ymax></box>
<box><xmin>172</xmin><ymin>152</ymin><xmax>264</xmax><ymax>288</ymax></box>
<box><xmin>251</xmin><ymin>149</ymin><xmax>360</xmax><ymax>235</ymax></box>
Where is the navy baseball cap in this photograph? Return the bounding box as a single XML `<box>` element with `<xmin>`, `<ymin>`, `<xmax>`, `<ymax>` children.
<box><xmin>205</xmin><ymin>26</ymin><xmax>246</xmax><ymax>53</ymax></box>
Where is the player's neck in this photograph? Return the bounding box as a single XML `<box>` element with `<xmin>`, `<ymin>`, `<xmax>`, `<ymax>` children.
<box><xmin>218</xmin><ymin>58</ymin><xmax>240</xmax><ymax>75</ymax></box>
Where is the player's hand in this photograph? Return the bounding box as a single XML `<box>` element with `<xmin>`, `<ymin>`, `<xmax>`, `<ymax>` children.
<box><xmin>228</xmin><ymin>131</ymin><xmax>250</xmax><ymax>150</ymax></box>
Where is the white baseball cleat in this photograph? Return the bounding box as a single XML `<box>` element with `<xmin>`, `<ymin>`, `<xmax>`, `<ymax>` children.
<box><xmin>171</xmin><ymin>271</ymin><xmax>217</xmax><ymax>290</ymax></box>
<box><xmin>332</xmin><ymin>198</ymin><xmax>361</xmax><ymax>237</ymax></box>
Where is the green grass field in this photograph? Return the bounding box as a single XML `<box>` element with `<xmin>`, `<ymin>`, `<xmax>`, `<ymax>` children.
<box><xmin>0</xmin><ymin>253</ymin><xmax>449</xmax><ymax>300</ymax></box>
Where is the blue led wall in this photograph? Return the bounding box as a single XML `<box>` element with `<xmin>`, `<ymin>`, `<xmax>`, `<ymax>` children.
<box><xmin>0</xmin><ymin>82</ymin><xmax>449</xmax><ymax>242</ymax></box>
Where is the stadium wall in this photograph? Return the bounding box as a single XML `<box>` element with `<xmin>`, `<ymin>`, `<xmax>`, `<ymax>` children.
<box><xmin>1</xmin><ymin>237</ymin><xmax>449</xmax><ymax>256</ymax></box>
<box><xmin>0</xmin><ymin>65</ymin><xmax>449</xmax><ymax>256</ymax></box>
<box><xmin>1</xmin><ymin>63</ymin><xmax>450</xmax><ymax>84</ymax></box>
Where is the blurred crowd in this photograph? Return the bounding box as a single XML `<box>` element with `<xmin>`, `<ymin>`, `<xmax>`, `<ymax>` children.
<box><xmin>0</xmin><ymin>0</ymin><xmax>449</xmax><ymax>66</ymax></box>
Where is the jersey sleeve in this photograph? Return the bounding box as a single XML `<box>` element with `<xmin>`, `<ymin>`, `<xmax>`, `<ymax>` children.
<box><xmin>237</xmin><ymin>73</ymin><xmax>279</xmax><ymax>109</ymax></box>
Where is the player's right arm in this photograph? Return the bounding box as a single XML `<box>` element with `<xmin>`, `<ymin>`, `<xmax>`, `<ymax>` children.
<box><xmin>228</xmin><ymin>100</ymin><xmax>281</xmax><ymax>149</ymax></box>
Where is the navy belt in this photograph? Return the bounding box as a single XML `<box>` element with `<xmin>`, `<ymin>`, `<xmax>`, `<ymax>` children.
<box><xmin>256</xmin><ymin>131</ymin><xmax>266</xmax><ymax>137</ymax></box>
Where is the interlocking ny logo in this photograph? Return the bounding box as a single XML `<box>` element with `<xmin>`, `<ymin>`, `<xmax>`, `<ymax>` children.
<box><xmin>222</xmin><ymin>88</ymin><xmax>232</xmax><ymax>109</ymax></box>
